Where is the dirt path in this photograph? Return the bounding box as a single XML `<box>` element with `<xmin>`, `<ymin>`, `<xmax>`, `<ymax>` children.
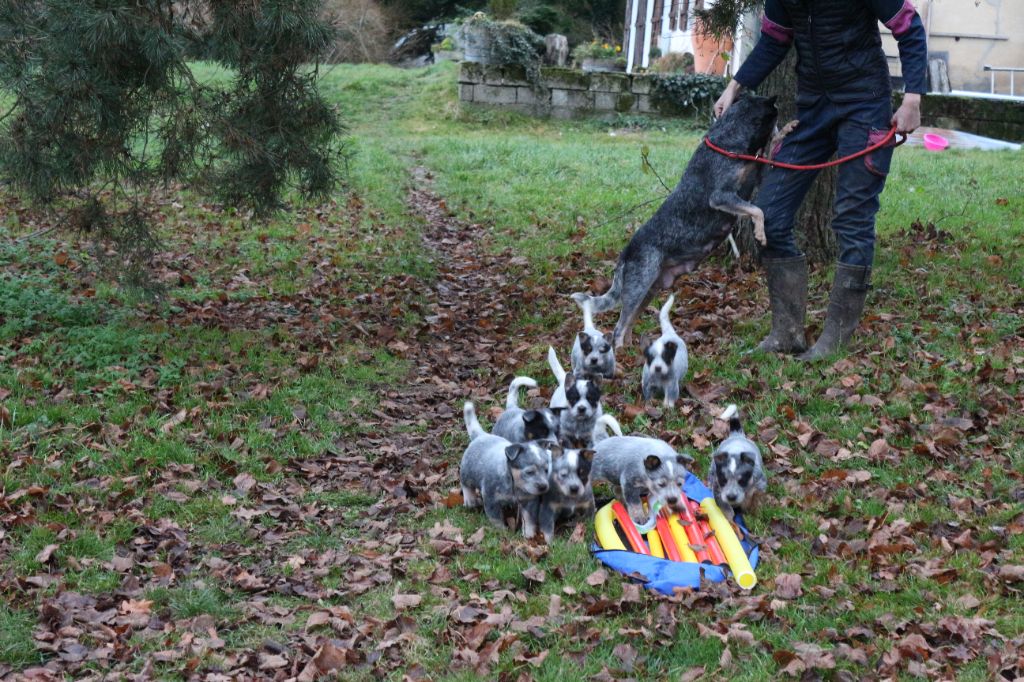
<box><xmin>362</xmin><ymin>168</ymin><xmax>532</xmax><ymax>498</ymax></box>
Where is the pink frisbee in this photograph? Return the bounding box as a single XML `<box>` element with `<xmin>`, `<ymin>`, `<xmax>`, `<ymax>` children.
<box><xmin>923</xmin><ymin>133</ymin><xmax>949</xmax><ymax>151</ymax></box>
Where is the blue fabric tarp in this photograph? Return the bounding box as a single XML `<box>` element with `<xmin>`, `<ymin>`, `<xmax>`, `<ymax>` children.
<box><xmin>592</xmin><ymin>472</ymin><xmax>760</xmax><ymax>595</ymax></box>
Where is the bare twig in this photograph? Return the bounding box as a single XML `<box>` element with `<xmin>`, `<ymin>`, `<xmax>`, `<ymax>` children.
<box><xmin>13</xmin><ymin>225</ymin><xmax>58</xmax><ymax>243</ymax></box>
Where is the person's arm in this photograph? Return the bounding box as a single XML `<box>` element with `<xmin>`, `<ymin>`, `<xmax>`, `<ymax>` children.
<box><xmin>716</xmin><ymin>0</ymin><xmax>794</xmax><ymax>117</ymax></box>
<box><xmin>870</xmin><ymin>0</ymin><xmax>928</xmax><ymax>132</ymax></box>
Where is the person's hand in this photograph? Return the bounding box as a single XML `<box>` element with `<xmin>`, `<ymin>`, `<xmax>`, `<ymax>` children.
<box><xmin>891</xmin><ymin>93</ymin><xmax>921</xmax><ymax>134</ymax></box>
<box><xmin>714</xmin><ymin>81</ymin><xmax>742</xmax><ymax>119</ymax></box>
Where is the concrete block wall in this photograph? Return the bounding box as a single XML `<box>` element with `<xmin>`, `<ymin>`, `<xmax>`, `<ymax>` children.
<box><xmin>894</xmin><ymin>92</ymin><xmax>1024</xmax><ymax>143</ymax></box>
<box><xmin>458</xmin><ymin>63</ymin><xmax>664</xmax><ymax>118</ymax></box>
<box><xmin>459</xmin><ymin>63</ymin><xmax>1024</xmax><ymax>139</ymax></box>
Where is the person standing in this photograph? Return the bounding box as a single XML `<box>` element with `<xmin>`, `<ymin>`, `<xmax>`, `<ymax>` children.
<box><xmin>714</xmin><ymin>0</ymin><xmax>928</xmax><ymax>360</ymax></box>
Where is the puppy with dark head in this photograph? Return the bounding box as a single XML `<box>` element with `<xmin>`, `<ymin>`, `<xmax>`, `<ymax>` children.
<box><xmin>538</xmin><ymin>447</ymin><xmax>595</xmax><ymax>542</ymax></box>
<box><xmin>708</xmin><ymin>404</ymin><xmax>767</xmax><ymax>522</ymax></box>
<box><xmin>461</xmin><ymin>402</ymin><xmax>555</xmax><ymax>538</ymax></box>
<box><xmin>492</xmin><ymin>376</ymin><xmax>559</xmax><ymax>443</ymax></box>
<box><xmin>641</xmin><ymin>294</ymin><xmax>689</xmax><ymax>407</ymax></box>
<box><xmin>571</xmin><ymin>296</ymin><xmax>615</xmax><ymax>379</ymax></box>
<box><xmin>572</xmin><ymin>94</ymin><xmax>779</xmax><ymax>348</ymax></box>
<box><xmin>557</xmin><ymin>374</ymin><xmax>603</xmax><ymax>448</ymax></box>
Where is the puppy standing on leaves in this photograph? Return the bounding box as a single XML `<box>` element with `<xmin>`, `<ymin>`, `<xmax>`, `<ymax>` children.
<box><xmin>708</xmin><ymin>404</ymin><xmax>767</xmax><ymax>522</ymax></box>
<box><xmin>547</xmin><ymin>346</ymin><xmax>605</xmax><ymax>448</ymax></box>
<box><xmin>492</xmin><ymin>376</ymin><xmax>559</xmax><ymax>443</ymax></box>
<box><xmin>538</xmin><ymin>447</ymin><xmax>595</xmax><ymax>542</ymax></box>
<box><xmin>641</xmin><ymin>294</ymin><xmax>689</xmax><ymax>407</ymax></box>
<box><xmin>571</xmin><ymin>295</ymin><xmax>615</xmax><ymax>379</ymax></box>
<box><xmin>461</xmin><ymin>402</ymin><xmax>555</xmax><ymax>538</ymax></box>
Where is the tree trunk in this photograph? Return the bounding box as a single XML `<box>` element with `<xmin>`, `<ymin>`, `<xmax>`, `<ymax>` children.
<box><xmin>734</xmin><ymin>50</ymin><xmax>838</xmax><ymax>265</ymax></box>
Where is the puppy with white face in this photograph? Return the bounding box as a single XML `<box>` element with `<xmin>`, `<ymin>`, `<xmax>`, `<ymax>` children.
<box><xmin>571</xmin><ymin>296</ymin><xmax>615</xmax><ymax>379</ymax></box>
<box><xmin>708</xmin><ymin>404</ymin><xmax>767</xmax><ymax>522</ymax></box>
<box><xmin>558</xmin><ymin>375</ymin><xmax>603</xmax><ymax>447</ymax></box>
<box><xmin>641</xmin><ymin>294</ymin><xmax>689</xmax><ymax>407</ymax></box>
<box><xmin>492</xmin><ymin>376</ymin><xmax>559</xmax><ymax>443</ymax></box>
<box><xmin>538</xmin><ymin>447</ymin><xmax>595</xmax><ymax>542</ymax></box>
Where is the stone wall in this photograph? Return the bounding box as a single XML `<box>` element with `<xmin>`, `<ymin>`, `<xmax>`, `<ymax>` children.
<box><xmin>460</xmin><ymin>64</ymin><xmax>1024</xmax><ymax>141</ymax></box>
<box><xmin>459</xmin><ymin>63</ymin><xmax>665</xmax><ymax>119</ymax></box>
<box><xmin>897</xmin><ymin>92</ymin><xmax>1024</xmax><ymax>142</ymax></box>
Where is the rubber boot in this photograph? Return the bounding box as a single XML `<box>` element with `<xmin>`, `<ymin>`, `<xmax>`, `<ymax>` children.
<box><xmin>755</xmin><ymin>255</ymin><xmax>808</xmax><ymax>354</ymax></box>
<box><xmin>798</xmin><ymin>263</ymin><xmax>871</xmax><ymax>362</ymax></box>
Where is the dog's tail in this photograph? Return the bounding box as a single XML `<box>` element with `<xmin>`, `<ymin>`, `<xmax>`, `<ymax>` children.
<box><xmin>658</xmin><ymin>294</ymin><xmax>676</xmax><ymax>337</ymax></box>
<box><xmin>573</xmin><ymin>294</ymin><xmax>597</xmax><ymax>332</ymax></box>
<box><xmin>595</xmin><ymin>413</ymin><xmax>623</xmax><ymax>438</ymax></box>
<box><xmin>464</xmin><ymin>401</ymin><xmax>486</xmax><ymax>441</ymax></box>
<box><xmin>571</xmin><ymin>263</ymin><xmax>623</xmax><ymax>315</ymax></box>
<box><xmin>720</xmin><ymin>403</ymin><xmax>744</xmax><ymax>435</ymax></box>
<box><xmin>547</xmin><ymin>346</ymin><xmax>566</xmax><ymax>384</ymax></box>
<box><xmin>506</xmin><ymin>376</ymin><xmax>537</xmax><ymax>409</ymax></box>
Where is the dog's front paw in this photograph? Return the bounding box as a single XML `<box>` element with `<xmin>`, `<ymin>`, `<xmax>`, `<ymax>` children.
<box><xmin>752</xmin><ymin>211</ymin><xmax>767</xmax><ymax>246</ymax></box>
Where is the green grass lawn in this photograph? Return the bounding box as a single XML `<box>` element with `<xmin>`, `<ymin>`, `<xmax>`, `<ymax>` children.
<box><xmin>1</xmin><ymin>61</ymin><xmax>1022</xmax><ymax>680</ymax></box>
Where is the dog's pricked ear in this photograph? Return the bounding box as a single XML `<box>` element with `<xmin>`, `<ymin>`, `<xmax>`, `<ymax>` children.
<box><xmin>663</xmin><ymin>340</ymin><xmax>678</xmax><ymax>364</ymax></box>
<box><xmin>644</xmin><ymin>455</ymin><xmax>662</xmax><ymax>472</ymax></box>
<box><xmin>578</xmin><ymin>332</ymin><xmax>593</xmax><ymax>354</ymax></box>
<box><xmin>577</xmin><ymin>449</ymin><xmax>594</xmax><ymax>482</ymax></box>
<box><xmin>676</xmin><ymin>452</ymin><xmax>695</xmax><ymax>466</ymax></box>
<box><xmin>740</xmin><ymin>452</ymin><xmax>756</xmax><ymax>467</ymax></box>
<box><xmin>505</xmin><ymin>444</ymin><xmax>526</xmax><ymax>463</ymax></box>
<box><xmin>603</xmin><ymin>331</ymin><xmax>614</xmax><ymax>345</ymax></box>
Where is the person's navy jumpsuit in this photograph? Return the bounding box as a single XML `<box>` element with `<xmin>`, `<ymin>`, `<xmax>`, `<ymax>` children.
<box><xmin>733</xmin><ymin>0</ymin><xmax>928</xmax><ymax>268</ymax></box>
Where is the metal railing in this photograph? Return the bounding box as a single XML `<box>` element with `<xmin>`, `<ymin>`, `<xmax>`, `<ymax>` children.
<box><xmin>984</xmin><ymin>65</ymin><xmax>1024</xmax><ymax>97</ymax></box>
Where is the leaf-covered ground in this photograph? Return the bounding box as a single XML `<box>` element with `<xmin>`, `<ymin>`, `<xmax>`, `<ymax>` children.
<box><xmin>1</xmin><ymin>62</ymin><xmax>1023</xmax><ymax>680</ymax></box>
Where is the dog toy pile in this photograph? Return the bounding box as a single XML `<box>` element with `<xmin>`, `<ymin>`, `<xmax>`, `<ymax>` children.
<box><xmin>592</xmin><ymin>475</ymin><xmax>759</xmax><ymax>594</ymax></box>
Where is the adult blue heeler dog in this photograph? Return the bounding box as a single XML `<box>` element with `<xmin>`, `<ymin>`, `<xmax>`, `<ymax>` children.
<box><xmin>573</xmin><ymin>94</ymin><xmax>780</xmax><ymax>348</ymax></box>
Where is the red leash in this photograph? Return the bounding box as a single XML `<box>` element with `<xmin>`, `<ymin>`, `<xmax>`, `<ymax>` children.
<box><xmin>704</xmin><ymin>125</ymin><xmax>907</xmax><ymax>171</ymax></box>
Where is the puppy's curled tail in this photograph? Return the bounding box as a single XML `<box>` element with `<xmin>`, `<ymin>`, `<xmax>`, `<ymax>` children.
<box><xmin>719</xmin><ymin>403</ymin><xmax>744</xmax><ymax>435</ymax></box>
<box><xmin>658</xmin><ymin>294</ymin><xmax>676</xmax><ymax>337</ymax></box>
<box><xmin>595</xmin><ymin>413</ymin><xmax>624</xmax><ymax>437</ymax></box>
<box><xmin>571</xmin><ymin>264</ymin><xmax>622</xmax><ymax>315</ymax></box>
<box><xmin>506</xmin><ymin>376</ymin><xmax>537</xmax><ymax>409</ymax></box>
<box><xmin>547</xmin><ymin>346</ymin><xmax>566</xmax><ymax>384</ymax></box>
<box><xmin>573</xmin><ymin>294</ymin><xmax>597</xmax><ymax>332</ymax></box>
<box><xmin>464</xmin><ymin>402</ymin><xmax>486</xmax><ymax>441</ymax></box>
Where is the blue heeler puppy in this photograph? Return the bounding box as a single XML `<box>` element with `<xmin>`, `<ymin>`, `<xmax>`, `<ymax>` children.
<box><xmin>708</xmin><ymin>404</ymin><xmax>767</xmax><ymax>522</ymax></box>
<box><xmin>492</xmin><ymin>376</ymin><xmax>559</xmax><ymax>443</ymax></box>
<box><xmin>571</xmin><ymin>295</ymin><xmax>615</xmax><ymax>379</ymax></box>
<box><xmin>538</xmin><ymin>447</ymin><xmax>595</xmax><ymax>542</ymax></box>
<box><xmin>641</xmin><ymin>294</ymin><xmax>689</xmax><ymax>407</ymax></box>
<box><xmin>556</xmin><ymin>374</ymin><xmax>603</xmax><ymax>448</ymax></box>
<box><xmin>591</xmin><ymin>436</ymin><xmax>695</xmax><ymax>525</ymax></box>
<box><xmin>548</xmin><ymin>346</ymin><xmax>603</xmax><ymax>447</ymax></box>
<box><xmin>572</xmin><ymin>94</ymin><xmax>779</xmax><ymax>348</ymax></box>
<box><xmin>461</xmin><ymin>402</ymin><xmax>554</xmax><ymax>538</ymax></box>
